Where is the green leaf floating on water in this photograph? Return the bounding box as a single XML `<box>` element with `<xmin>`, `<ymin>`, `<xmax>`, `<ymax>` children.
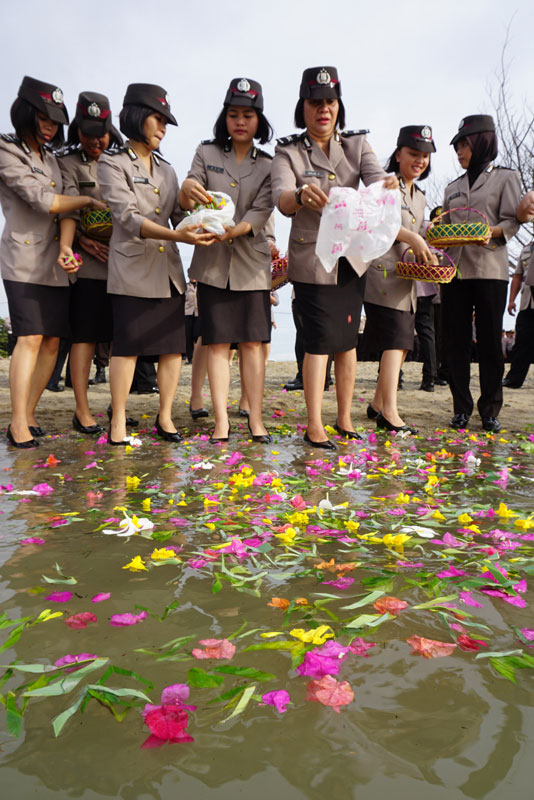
<box><xmin>42</xmin><ymin>563</ymin><xmax>77</xmax><ymax>585</ymax></box>
<box><xmin>188</xmin><ymin>668</ymin><xmax>224</xmax><ymax>688</ymax></box>
<box><xmin>220</xmin><ymin>683</ymin><xmax>257</xmax><ymax>723</ymax></box>
<box><xmin>23</xmin><ymin>658</ymin><xmax>109</xmax><ymax>697</ymax></box>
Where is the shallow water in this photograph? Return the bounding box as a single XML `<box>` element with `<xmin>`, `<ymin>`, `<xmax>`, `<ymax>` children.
<box><xmin>1</xmin><ymin>420</ymin><xmax>533</xmax><ymax>800</ymax></box>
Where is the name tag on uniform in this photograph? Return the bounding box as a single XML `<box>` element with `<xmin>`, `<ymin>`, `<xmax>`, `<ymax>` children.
<box><xmin>304</xmin><ymin>170</ymin><xmax>322</xmax><ymax>177</ymax></box>
<box><xmin>79</xmin><ymin>181</ymin><xmax>96</xmax><ymax>188</ymax></box>
<box><xmin>207</xmin><ymin>165</ymin><xmax>224</xmax><ymax>173</ymax></box>
<box><xmin>401</xmin><ymin>205</ymin><xmax>411</xmax><ymax>212</ymax></box>
<box><xmin>449</xmin><ymin>192</ymin><xmax>462</xmax><ymax>201</ymax></box>
<box><xmin>32</xmin><ymin>167</ymin><xmax>45</xmax><ymax>175</ymax></box>
<box><xmin>133</xmin><ymin>176</ymin><xmax>149</xmax><ymax>184</ymax></box>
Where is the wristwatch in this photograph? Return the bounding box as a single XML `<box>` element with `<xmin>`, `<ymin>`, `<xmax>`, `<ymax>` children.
<box><xmin>295</xmin><ymin>184</ymin><xmax>309</xmax><ymax>206</ymax></box>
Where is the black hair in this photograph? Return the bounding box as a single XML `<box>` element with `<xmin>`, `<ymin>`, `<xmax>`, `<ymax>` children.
<box><xmin>118</xmin><ymin>104</ymin><xmax>155</xmax><ymax>144</ymax></box>
<box><xmin>10</xmin><ymin>97</ymin><xmax>64</xmax><ymax>146</ymax></box>
<box><xmin>66</xmin><ymin>120</ymin><xmax>123</xmax><ymax>148</ymax></box>
<box><xmin>213</xmin><ymin>107</ymin><xmax>273</xmax><ymax>147</ymax></box>
<box><xmin>293</xmin><ymin>97</ymin><xmax>346</xmax><ymax>130</ymax></box>
<box><xmin>384</xmin><ymin>147</ymin><xmax>431</xmax><ymax>181</ymax></box>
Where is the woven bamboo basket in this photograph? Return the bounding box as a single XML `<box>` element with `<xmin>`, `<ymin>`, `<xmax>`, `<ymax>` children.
<box><xmin>396</xmin><ymin>247</ymin><xmax>456</xmax><ymax>284</ymax></box>
<box><xmin>80</xmin><ymin>207</ymin><xmax>113</xmax><ymax>241</ymax></box>
<box><xmin>425</xmin><ymin>207</ymin><xmax>489</xmax><ymax>248</ymax></box>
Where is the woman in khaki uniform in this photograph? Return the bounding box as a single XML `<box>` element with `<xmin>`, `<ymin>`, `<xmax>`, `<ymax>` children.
<box><xmin>364</xmin><ymin>125</ymin><xmax>437</xmax><ymax>433</ymax></box>
<box><xmin>271</xmin><ymin>66</ymin><xmax>398</xmax><ymax>449</ymax></box>
<box><xmin>441</xmin><ymin>115</ymin><xmax>521</xmax><ymax>432</ymax></box>
<box><xmin>0</xmin><ymin>76</ymin><xmax>106</xmax><ymax>448</ymax></box>
<box><xmin>57</xmin><ymin>91</ymin><xmax>123</xmax><ymax>436</ymax></box>
<box><xmin>97</xmin><ymin>83</ymin><xmax>215</xmax><ymax>445</ymax></box>
<box><xmin>179</xmin><ymin>78</ymin><xmax>274</xmax><ymax>443</ymax></box>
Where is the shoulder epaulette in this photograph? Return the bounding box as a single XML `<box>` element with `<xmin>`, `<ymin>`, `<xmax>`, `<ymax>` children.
<box><xmin>256</xmin><ymin>148</ymin><xmax>273</xmax><ymax>160</ymax></box>
<box><xmin>0</xmin><ymin>133</ymin><xmax>19</xmax><ymax>144</ymax></box>
<box><xmin>201</xmin><ymin>139</ymin><xmax>215</xmax><ymax>146</ymax></box>
<box><xmin>494</xmin><ymin>165</ymin><xmax>514</xmax><ymax>171</ymax></box>
<box><xmin>414</xmin><ymin>183</ymin><xmax>426</xmax><ymax>195</ymax></box>
<box><xmin>341</xmin><ymin>129</ymin><xmax>370</xmax><ymax>137</ymax></box>
<box><xmin>103</xmin><ymin>144</ymin><xmax>127</xmax><ymax>156</ymax></box>
<box><xmin>276</xmin><ymin>134</ymin><xmax>302</xmax><ymax>146</ymax></box>
<box><xmin>446</xmin><ymin>174</ymin><xmax>463</xmax><ymax>187</ymax></box>
<box><xmin>54</xmin><ymin>143</ymin><xmax>81</xmax><ymax>158</ymax></box>
<box><xmin>153</xmin><ymin>152</ymin><xmax>170</xmax><ymax>166</ymax></box>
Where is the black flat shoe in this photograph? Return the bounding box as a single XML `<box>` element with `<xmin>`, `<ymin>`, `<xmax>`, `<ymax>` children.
<box><xmin>450</xmin><ymin>413</ymin><xmax>470</xmax><ymax>430</ymax></box>
<box><xmin>376</xmin><ymin>412</ymin><xmax>417</xmax><ymax>434</ymax></box>
<box><xmin>303</xmin><ymin>431</ymin><xmax>336</xmax><ymax>450</ymax></box>
<box><xmin>209</xmin><ymin>424</ymin><xmax>231</xmax><ymax>443</ymax></box>
<box><xmin>482</xmin><ymin>416</ymin><xmax>501</xmax><ymax>433</ymax></box>
<box><xmin>190</xmin><ymin>407</ymin><xmax>209</xmax><ymax>420</ymax></box>
<box><xmin>155</xmin><ymin>415</ymin><xmax>182</xmax><ymax>443</ymax></box>
<box><xmin>73</xmin><ymin>413</ymin><xmax>104</xmax><ymax>436</ymax></box>
<box><xmin>366</xmin><ymin>404</ymin><xmax>379</xmax><ymax>420</ymax></box>
<box><xmin>419</xmin><ymin>381</ymin><xmax>435</xmax><ymax>392</ymax></box>
<box><xmin>334</xmin><ymin>423</ymin><xmax>362</xmax><ymax>440</ymax></box>
<box><xmin>29</xmin><ymin>425</ymin><xmax>45</xmax><ymax>438</ymax></box>
<box><xmin>238</xmin><ymin>407</ymin><xmax>250</xmax><ymax>418</ymax></box>
<box><xmin>247</xmin><ymin>419</ymin><xmax>272</xmax><ymax>444</ymax></box>
<box><xmin>107</xmin><ymin>427</ymin><xmax>129</xmax><ymax>446</ymax></box>
<box><xmin>6</xmin><ymin>425</ymin><xmax>39</xmax><ymax>449</ymax></box>
<box><xmin>107</xmin><ymin>405</ymin><xmax>139</xmax><ymax>427</ymax></box>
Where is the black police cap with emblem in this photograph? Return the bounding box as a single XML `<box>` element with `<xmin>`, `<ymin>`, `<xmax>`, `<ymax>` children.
<box><xmin>397</xmin><ymin>125</ymin><xmax>436</xmax><ymax>153</ymax></box>
<box><xmin>17</xmin><ymin>75</ymin><xmax>69</xmax><ymax>125</ymax></box>
<box><xmin>122</xmin><ymin>84</ymin><xmax>177</xmax><ymax>126</ymax></box>
<box><xmin>299</xmin><ymin>67</ymin><xmax>341</xmax><ymax>100</ymax></box>
<box><xmin>450</xmin><ymin>114</ymin><xmax>495</xmax><ymax>146</ymax></box>
<box><xmin>224</xmin><ymin>78</ymin><xmax>264</xmax><ymax>112</ymax></box>
<box><xmin>75</xmin><ymin>91</ymin><xmax>118</xmax><ymax>138</ymax></box>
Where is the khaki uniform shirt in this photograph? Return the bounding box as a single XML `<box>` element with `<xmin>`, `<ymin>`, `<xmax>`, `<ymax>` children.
<box><xmin>57</xmin><ymin>145</ymin><xmax>108</xmax><ymax>281</ymax></box>
<box><xmin>365</xmin><ymin>182</ymin><xmax>426</xmax><ymax>311</ymax></box>
<box><xmin>187</xmin><ymin>142</ymin><xmax>273</xmax><ymax>290</ymax></box>
<box><xmin>442</xmin><ymin>165</ymin><xmax>521</xmax><ymax>281</ymax></box>
<box><xmin>0</xmin><ymin>134</ymin><xmax>66</xmax><ymax>287</ymax></box>
<box><xmin>97</xmin><ymin>142</ymin><xmax>185</xmax><ymax>298</ymax></box>
<box><xmin>271</xmin><ymin>131</ymin><xmax>387</xmax><ymax>285</ymax></box>
<box><xmin>514</xmin><ymin>243</ymin><xmax>534</xmax><ymax>312</ymax></box>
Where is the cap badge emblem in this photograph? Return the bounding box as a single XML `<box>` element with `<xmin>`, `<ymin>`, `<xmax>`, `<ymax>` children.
<box><xmin>421</xmin><ymin>126</ymin><xmax>432</xmax><ymax>140</ymax></box>
<box><xmin>459</xmin><ymin>118</ymin><xmax>465</xmax><ymax>129</ymax></box>
<box><xmin>52</xmin><ymin>88</ymin><xmax>63</xmax><ymax>105</ymax></box>
<box><xmin>237</xmin><ymin>79</ymin><xmax>251</xmax><ymax>93</ymax></box>
<box><xmin>316</xmin><ymin>69</ymin><xmax>331</xmax><ymax>85</ymax></box>
<box><xmin>88</xmin><ymin>103</ymin><xmax>101</xmax><ymax>118</ymax></box>
<box><xmin>164</xmin><ymin>93</ymin><xmax>170</xmax><ymax>105</ymax></box>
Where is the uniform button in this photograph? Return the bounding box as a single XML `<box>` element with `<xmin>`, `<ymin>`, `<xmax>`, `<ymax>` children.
<box><xmin>298</xmin><ymin>237</ymin><xmax>304</xmax><ymax>242</ymax></box>
<box><xmin>55</xmin><ymin>235</ymin><xmax>59</xmax><ymax>241</ymax></box>
<box><xmin>230</xmin><ymin>181</ymin><xmax>237</xmax><ymax>188</ymax></box>
<box><xmin>412</xmin><ymin>217</ymin><xmax>416</xmax><ymax>224</ymax></box>
<box><xmin>51</xmin><ymin>181</ymin><xmax>56</xmax><ymax>187</ymax></box>
<box><xmin>158</xmin><ymin>246</ymin><xmax>165</xmax><ymax>253</ymax></box>
<box><xmin>328</xmin><ymin>174</ymin><xmax>336</xmax><ymax>181</ymax></box>
<box><xmin>155</xmin><ymin>208</ymin><xmax>161</xmax><ymax>214</ymax></box>
<box><xmin>154</xmin><ymin>188</ymin><xmax>159</xmax><ymax>194</ymax></box>
<box><xmin>228</xmin><ymin>238</ymin><xmax>233</xmax><ymax>244</ymax></box>
<box><xmin>53</xmin><ymin>216</ymin><xmax>59</xmax><ymax>223</ymax></box>
<box><xmin>25</xmin><ymin>239</ymin><xmax>30</xmax><ymax>244</ymax></box>
<box><xmin>491</xmin><ymin>244</ymin><xmax>496</xmax><ymax>250</ymax></box>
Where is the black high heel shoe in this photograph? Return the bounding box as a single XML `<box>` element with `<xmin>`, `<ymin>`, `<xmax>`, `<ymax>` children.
<box><xmin>190</xmin><ymin>407</ymin><xmax>209</xmax><ymax>420</ymax></box>
<box><xmin>247</xmin><ymin>419</ymin><xmax>272</xmax><ymax>444</ymax></box>
<box><xmin>6</xmin><ymin>425</ymin><xmax>39</xmax><ymax>449</ymax></box>
<box><xmin>334</xmin><ymin>422</ymin><xmax>362</xmax><ymax>440</ymax></box>
<box><xmin>73</xmin><ymin>413</ymin><xmax>104</xmax><ymax>436</ymax></box>
<box><xmin>303</xmin><ymin>431</ymin><xmax>336</xmax><ymax>450</ymax></box>
<box><xmin>376</xmin><ymin>412</ymin><xmax>417</xmax><ymax>434</ymax></box>
<box><xmin>29</xmin><ymin>425</ymin><xmax>46</xmax><ymax>437</ymax></box>
<box><xmin>155</xmin><ymin>415</ymin><xmax>182</xmax><ymax>443</ymax></box>
<box><xmin>107</xmin><ymin>405</ymin><xmax>139</xmax><ymax>427</ymax></box>
<box><xmin>107</xmin><ymin>427</ymin><xmax>129</xmax><ymax>446</ymax></box>
<box><xmin>209</xmin><ymin>424</ymin><xmax>231</xmax><ymax>443</ymax></box>
<box><xmin>366</xmin><ymin>405</ymin><xmax>379</xmax><ymax>420</ymax></box>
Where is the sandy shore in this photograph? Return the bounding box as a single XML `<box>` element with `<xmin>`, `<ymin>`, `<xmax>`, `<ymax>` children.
<box><xmin>0</xmin><ymin>356</ymin><xmax>531</xmax><ymax>436</ymax></box>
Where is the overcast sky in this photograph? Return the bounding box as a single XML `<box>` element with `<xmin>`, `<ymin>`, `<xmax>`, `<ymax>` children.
<box><xmin>1</xmin><ymin>0</ymin><xmax>533</xmax><ymax>337</ymax></box>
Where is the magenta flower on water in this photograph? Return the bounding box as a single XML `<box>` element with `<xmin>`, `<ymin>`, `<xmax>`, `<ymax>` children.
<box><xmin>296</xmin><ymin>640</ymin><xmax>352</xmax><ymax>678</ymax></box>
<box><xmin>32</xmin><ymin>482</ymin><xmax>54</xmax><ymax>496</ymax></box>
<box><xmin>46</xmin><ymin>590</ymin><xmax>73</xmax><ymax>603</ymax></box>
<box><xmin>192</xmin><ymin>639</ymin><xmax>236</xmax><ymax>660</ymax></box>
<box><xmin>160</xmin><ymin>683</ymin><xmax>196</xmax><ymax>711</ymax></box>
<box><xmin>141</xmin><ymin>705</ymin><xmax>193</xmax><ymax>747</ymax></box>
<box><xmin>323</xmin><ymin>576</ymin><xmax>355</xmax><ymax>590</ymax></box>
<box><xmin>459</xmin><ymin>590</ymin><xmax>483</xmax><ymax>608</ymax></box>
<box><xmin>261</xmin><ymin>690</ymin><xmax>290</xmax><ymax>713</ymax></box>
<box><xmin>109</xmin><ymin>611</ymin><xmax>148</xmax><ymax>627</ymax></box>
<box><xmin>65</xmin><ymin>612</ymin><xmax>97</xmax><ymax>629</ymax></box>
<box><xmin>54</xmin><ymin>653</ymin><xmax>97</xmax><ymax>672</ymax></box>
<box><xmin>92</xmin><ymin>592</ymin><xmax>111</xmax><ymax>603</ymax></box>
<box><xmin>20</xmin><ymin>537</ymin><xmax>45</xmax><ymax>545</ymax></box>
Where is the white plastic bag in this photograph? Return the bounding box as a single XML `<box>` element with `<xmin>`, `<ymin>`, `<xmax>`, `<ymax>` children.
<box><xmin>177</xmin><ymin>191</ymin><xmax>235</xmax><ymax>236</ymax></box>
<box><xmin>315</xmin><ymin>182</ymin><xmax>401</xmax><ymax>272</ymax></box>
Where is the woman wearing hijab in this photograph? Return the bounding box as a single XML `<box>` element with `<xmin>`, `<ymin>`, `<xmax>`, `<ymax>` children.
<box><xmin>441</xmin><ymin>115</ymin><xmax>521</xmax><ymax>432</ymax></box>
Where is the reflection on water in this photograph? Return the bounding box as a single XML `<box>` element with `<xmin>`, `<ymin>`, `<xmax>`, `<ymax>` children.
<box><xmin>1</xmin><ymin>423</ymin><xmax>533</xmax><ymax>800</ymax></box>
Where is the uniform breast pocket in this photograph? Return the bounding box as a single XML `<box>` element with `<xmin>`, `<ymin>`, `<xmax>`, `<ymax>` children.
<box><xmin>114</xmin><ymin>241</ymin><xmax>145</xmax><ymax>258</ymax></box>
<box><xmin>251</xmin><ymin>239</ymin><xmax>271</xmax><ymax>256</ymax></box>
<box><xmin>290</xmin><ymin>228</ymin><xmax>317</xmax><ymax>247</ymax></box>
<box><xmin>10</xmin><ymin>231</ymin><xmax>44</xmax><ymax>247</ymax></box>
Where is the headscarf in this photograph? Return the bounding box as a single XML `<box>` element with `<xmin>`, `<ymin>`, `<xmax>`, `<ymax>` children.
<box><xmin>464</xmin><ymin>131</ymin><xmax>498</xmax><ymax>186</ymax></box>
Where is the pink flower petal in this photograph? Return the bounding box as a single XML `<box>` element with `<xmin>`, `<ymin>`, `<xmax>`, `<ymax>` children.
<box><xmin>46</xmin><ymin>591</ymin><xmax>73</xmax><ymax>603</ymax></box>
<box><xmin>91</xmin><ymin>592</ymin><xmax>111</xmax><ymax>603</ymax></box>
<box><xmin>305</xmin><ymin>674</ymin><xmax>354</xmax><ymax>713</ymax></box>
<box><xmin>65</xmin><ymin>612</ymin><xmax>97</xmax><ymax>629</ymax></box>
<box><xmin>261</xmin><ymin>690</ymin><xmax>290</xmax><ymax>713</ymax></box>
<box><xmin>191</xmin><ymin>638</ymin><xmax>236</xmax><ymax>660</ymax></box>
<box><xmin>109</xmin><ymin>611</ymin><xmax>148</xmax><ymax>627</ymax></box>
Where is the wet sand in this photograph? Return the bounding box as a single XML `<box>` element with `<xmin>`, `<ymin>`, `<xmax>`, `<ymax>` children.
<box><xmin>0</xmin><ymin>357</ymin><xmax>531</xmax><ymax>435</ymax></box>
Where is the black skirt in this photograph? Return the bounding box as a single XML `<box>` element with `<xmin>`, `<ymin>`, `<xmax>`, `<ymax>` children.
<box><xmin>293</xmin><ymin>258</ymin><xmax>365</xmax><ymax>355</ymax></box>
<box><xmin>111</xmin><ymin>287</ymin><xmax>185</xmax><ymax>357</ymax></box>
<box><xmin>197</xmin><ymin>282</ymin><xmax>270</xmax><ymax>345</ymax></box>
<box><xmin>4</xmin><ymin>279</ymin><xmax>70</xmax><ymax>338</ymax></box>
<box><xmin>364</xmin><ymin>302</ymin><xmax>415</xmax><ymax>351</ymax></box>
<box><xmin>70</xmin><ymin>278</ymin><xmax>113</xmax><ymax>343</ymax></box>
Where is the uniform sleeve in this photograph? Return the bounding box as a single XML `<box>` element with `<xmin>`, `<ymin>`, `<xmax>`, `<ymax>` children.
<box><xmin>170</xmin><ymin>171</ymin><xmax>186</xmax><ymax>228</ymax></box>
<box><xmin>97</xmin><ymin>154</ymin><xmax>144</xmax><ymax>238</ymax></box>
<box><xmin>57</xmin><ymin>158</ymin><xmax>81</xmax><ymax>221</ymax></box>
<box><xmin>497</xmin><ymin>170</ymin><xmax>521</xmax><ymax>241</ymax></box>
<box><xmin>514</xmin><ymin>246</ymin><xmax>529</xmax><ymax>277</ymax></box>
<box><xmin>264</xmin><ymin>211</ymin><xmax>276</xmax><ymax>243</ymax></box>
<box><xmin>186</xmin><ymin>144</ymin><xmax>208</xmax><ymax>187</ymax></box>
<box><xmin>359</xmin><ymin>139</ymin><xmax>388</xmax><ymax>186</ymax></box>
<box><xmin>271</xmin><ymin>147</ymin><xmax>297</xmax><ymax>213</ymax></box>
<box><xmin>0</xmin><ymin>141</ymin><xmax>55</xmax><ymax>213</ymax></box>
<box><xmin>240</xmin><ymin>170</ymin><xmax>274</xmax><ymax>235</ymax></box>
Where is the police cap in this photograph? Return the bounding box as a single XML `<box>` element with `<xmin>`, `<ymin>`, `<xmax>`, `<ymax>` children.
<box><xmin>17</xmin><ymin>75</ymin><xmax>69</xmax><ymax>125</ymax></box>
<box><xmin>122</xmin><ymin>84</ymin><xmax>177</xmax><ymax>126</ymax></box>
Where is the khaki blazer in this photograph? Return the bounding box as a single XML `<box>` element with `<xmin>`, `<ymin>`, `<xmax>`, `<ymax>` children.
<box><xmin>514</xmin><ymin>243</ymin><xmax>534</xmax><ymax>312</ymax></box>
<box><xmin>365</xmin><ymin>183</ymin><xmax>426</xmax><ymax>311</ymax></box>
<box><xmin>97</xmin><ymin>142</ymin><xmax>185</xmax><ymax>298</ymax></box>
<box><xmin>187</xmin><ymin>142</ymin><xmax>273</xmax><ymax>290</ymax></box>
<box><xmin>0</xmin><ymin>134</ymin><xmax>67</xmax><ymax>286</ymax></box>
<box><xmin>271</xmin><ymin>131</ymin><xmax>387</xmax><ymax>285</ymax></box>
<box><xmin>442</xmin><ymin>165</ymin><xmax>521</xmax><ymax>281</ymax></box>
<box><xmin>57</xmin><ymin>145</ymin><xmax>108</xmax><ymax>281</ymax></box>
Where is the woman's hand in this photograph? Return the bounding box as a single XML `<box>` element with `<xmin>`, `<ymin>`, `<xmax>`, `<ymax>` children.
<box><xmin>382</xmin><ymin>174</ymin><xmax>400</xmax><ymax>191</ymax></box>
<box><xmin>301</xmin><ymin>184</ymin><xmax>330</xmax><ymax>210</ymax></box>
<box><xmin>79</xmin><ymin>234</ymin><xmax>109</xmax><ymax>263</ymax></box>
<box><xmin>175</xmin><ymin>224</ymin><xmax>217</xmax><ymax>247</ymax></box>
<box><xmin>517</xmin><ymin>191</ymin><xmax>534</xmax><ymax>223</ymax></box>
<box><xmin>87</xmin><ymin>197</ymin><xmax>107</xmax><ymax>212</ymax></box>
<box><xmin>57</xmin><ymin>243</ymin><xmax>81</xmax><ymax>274</ymax></box>
<box><xmin>406</xmin><ymin>232</ymin><xmax>437</xmax><ymax>265</ymax></box>
<box><xmin>180</xmin><ymin>179</ymin><xmax>213</xmax><ymax>207</ymax></box>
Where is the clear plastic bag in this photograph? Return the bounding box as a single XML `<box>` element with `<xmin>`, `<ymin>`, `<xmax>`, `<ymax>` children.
<box><xmin>177</xmin><ymin>191</ymin><xmax>235</xmax><ymax>236</ymax></box>
<box><xmin>315</xmin><ymin>182</ymin><xmax>401</xmax><ymax>272</ymax></box>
